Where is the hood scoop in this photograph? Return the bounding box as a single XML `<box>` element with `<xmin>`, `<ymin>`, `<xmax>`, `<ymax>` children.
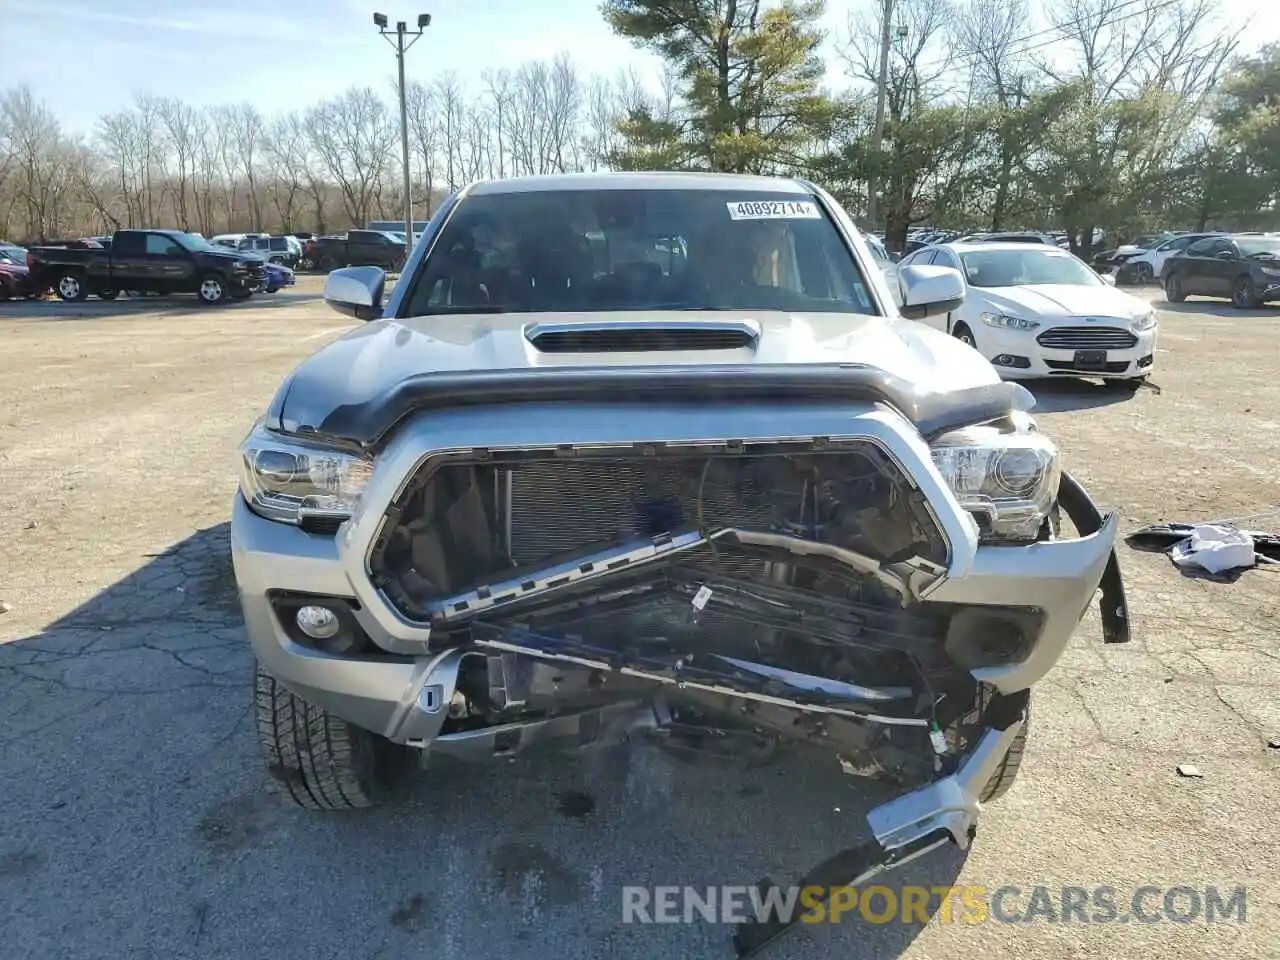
<box><xmin>523</xmin><ymin>319</ymin><xmax>760</xmax><ymax>353</ymax></box>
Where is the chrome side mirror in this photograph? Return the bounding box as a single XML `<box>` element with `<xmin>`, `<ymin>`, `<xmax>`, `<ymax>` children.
<box><xmin>898</xmin><ymin>265</ymin><xmax>965</xmax><ymax>320</ymax></box>
<box><xmin>323</xmin><ymin>265</ymin><xmax>386</xmax><ymax>322</ymax></box>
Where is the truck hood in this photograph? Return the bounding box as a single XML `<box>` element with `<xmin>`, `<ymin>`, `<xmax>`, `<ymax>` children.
<box><xmin>204</xmin><ymin>248</ymin><xmax>264</xmax><ymax>264</ymax></box>
<box><xmin>975</xmin><ymin>284</ymin><xmax>1149</xmax><ymax>320</ymax></box>
<box><xmin>273</xmin><ymin>310</ymin><xmax>1007</xmax><ymax>445</ymax></box>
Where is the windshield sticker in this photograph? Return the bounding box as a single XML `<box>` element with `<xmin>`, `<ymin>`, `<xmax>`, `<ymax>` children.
<box><xmin>727</xmin><ymin>200</ymin><xmax>821</xmax><ymax>221</ymax></box>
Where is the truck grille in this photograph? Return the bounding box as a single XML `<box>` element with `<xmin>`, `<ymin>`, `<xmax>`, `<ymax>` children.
<box><xmin>1036</xmin><ymin>325</ymin><xmax>1137</xmax><ymax>350</ymax></box>
<box><xmin>369</xmin><ymin>442</ymin><xmax>949</xmax><ymax>623</ymax></box>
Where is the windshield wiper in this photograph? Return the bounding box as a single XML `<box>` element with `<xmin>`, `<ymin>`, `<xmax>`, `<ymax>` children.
<box><xmin>417</xmin><ymin>305</ymin><xmax>512</xmax><ymax>315</ymax></box>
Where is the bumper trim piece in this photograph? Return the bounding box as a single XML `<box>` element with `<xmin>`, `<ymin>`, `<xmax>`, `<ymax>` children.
<box><xmin>1058</xmin><ymin>471</ymin><xmax>1130</xmax><ymax>644</ymax></box>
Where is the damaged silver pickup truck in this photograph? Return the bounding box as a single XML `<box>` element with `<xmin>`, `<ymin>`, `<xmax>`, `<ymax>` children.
<box><xmin>231</xmin><ymin>173</ymin><xmax>1128</xmax><ymax>948</ymax></box>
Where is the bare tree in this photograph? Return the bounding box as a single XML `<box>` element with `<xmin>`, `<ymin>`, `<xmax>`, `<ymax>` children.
<box><xmin>158</xmin><ymin>98</ymin><xmax>200</xmax><ymax>230</ymax></box>
<box><xmin>306</xmin><ymin>87</ymin><xmax>394</xmax><ymax>227</ymax></box>
<box><xmin>404</xmin><ymin>80</ymin><xmax>439</xmax><ymax>213</ymax></box>
<box><xmin>433</xmin><ymin>73</ymin><xmax>466</xmax><ymax>191</ymax></box>
<box><xmin>265</xmin><ymin>112</ymin><xmax>309</xmax><ymax>231</ymax></box>
<box><xmin>1</xmin><ymin>85</ymin><xmax>73</xmax><ymax>239</ymax></box>
<box><xmin>482</xmin><ymin>69</ymin><xmax>513</xmax><ymax>179</ymax></box>
<box><xmin>230</xmin><ymin>103</ymin><xmax>267</xmax><ymax>228</ymax></box>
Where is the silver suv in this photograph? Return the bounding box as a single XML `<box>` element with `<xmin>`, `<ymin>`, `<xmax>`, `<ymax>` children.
<box><xmin>231</xmin><ymin>172</ymin><xmax>1126</xmax><ymax>907</ymax></box>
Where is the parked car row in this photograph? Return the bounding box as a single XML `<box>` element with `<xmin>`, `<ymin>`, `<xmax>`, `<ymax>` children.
<box><xmin>1162</xmin><ymin>233</ymin><xmax>1280</xmax><ymax>308</ymax></box>
<box><xmin>24</xmin><ymin>229</ymin><xmax>277</xmax><ymax>304</ymax></box>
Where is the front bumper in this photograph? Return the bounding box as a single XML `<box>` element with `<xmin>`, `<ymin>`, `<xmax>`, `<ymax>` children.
<box><xmin>233</xmin><ymin>403</ymin><xmax>1123</xmax><ymax>703</ymax></box>
<box><xmin>232</xmin><ymin>400</ymin><xmax>1124</xmax><ymax>861</ymax></box>
<box><xmin>982</xmin><ymin>325</ymin><xmax>1157</xmax><ymax>380</ymax></box>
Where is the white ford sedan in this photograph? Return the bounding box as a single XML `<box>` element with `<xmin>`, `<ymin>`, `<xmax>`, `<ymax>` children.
<box><xmin>893</xmin><ymin>242</ymin><xmax>1158</xmax><ymax>387</ymax></box>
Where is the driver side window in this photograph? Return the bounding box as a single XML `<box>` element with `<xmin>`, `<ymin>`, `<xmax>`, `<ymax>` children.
<box><xmin>145</xmin><ymin>234</ymin><xmax>183</xmax><ymax>257</ymax></box>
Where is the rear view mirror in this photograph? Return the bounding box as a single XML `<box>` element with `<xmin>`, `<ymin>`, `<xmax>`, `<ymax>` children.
<box><xmin>324</xmin><ymin>265</ymin><xmax>386</xmax><ymax>322</ymax></box>
<box><xmin>898</xmin><ymin>265</ymin><xmax>965</xmax><ymax>320</ymax></box>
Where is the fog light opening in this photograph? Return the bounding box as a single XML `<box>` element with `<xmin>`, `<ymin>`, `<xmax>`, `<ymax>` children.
<box><xmin>295</xmin><ymin>605</ymin><xmax>341</xmax><ymax>640</ymax></box>
<box><xmin>992</xmin><ymin>354</ymin><xmax>1031</xmax><ymax>369</ymax></box>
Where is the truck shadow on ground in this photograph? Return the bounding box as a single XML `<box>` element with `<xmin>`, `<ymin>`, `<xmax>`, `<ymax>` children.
<box><xmin>0</xmin><ymin>522</ymin><xmax>968</xmax><ymax>960</ymax></box>
<box><xmin>0</xmin><ymin>292</ymin><xmax>324</xmax><ymax>321</ymax></box>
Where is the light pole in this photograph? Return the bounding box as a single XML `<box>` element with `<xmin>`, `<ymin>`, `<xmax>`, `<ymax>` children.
<box><xmin>373</xmin><ymin>11</ymin><xmax>431</xmax><ymax>256</ymax></box>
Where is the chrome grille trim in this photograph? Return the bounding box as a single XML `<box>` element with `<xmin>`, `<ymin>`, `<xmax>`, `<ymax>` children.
<box><xmin>1036</xmin><ymin>325</ymin><xmax>1138</xmax><ymax>350</ymax></box>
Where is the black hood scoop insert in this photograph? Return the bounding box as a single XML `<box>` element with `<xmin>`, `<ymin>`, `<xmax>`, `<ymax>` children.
<box><xmin>523</xmin><ymin>319</ymin><xmax>761</xmax><ymax>353</ymax></box>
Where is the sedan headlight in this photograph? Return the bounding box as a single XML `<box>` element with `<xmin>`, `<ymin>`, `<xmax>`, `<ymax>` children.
<box><xmin>931</xmin><ymin>420</ymin><xmax>1060</xmax><ymax>542</ymax></box>
<box><xmin>980</xmin><ymin>311</ymin><xmax>1040</xmax><ymax>331</ymax></box>
<box><xmin>1131</xmin><ymin>309</ymin><xmax>1158</xmax><ymax>332</ymax></box>
<box><xmin>1259</xmin><ymin>266</ymin><xmax>1280</xmax><ymax>278</ymax></box>
<box><xmin>238</xmin><ymin>423</ymin><xmax>373</xmax><ymax>525</ymax></box>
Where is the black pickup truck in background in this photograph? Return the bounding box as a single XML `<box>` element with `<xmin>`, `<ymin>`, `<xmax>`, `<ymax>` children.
<box><xmin>312</xmin><ymin>230</ymin><xmax>407</xmax><ymax>272</ymax></box>
<box><xmin>26</xmin><ymin>229</ymin><xmax>268</xmax><ymax>304</ymax></box>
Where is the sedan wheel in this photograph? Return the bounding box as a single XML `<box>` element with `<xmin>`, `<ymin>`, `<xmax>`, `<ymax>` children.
<box><xmin>198</xmin><ymin>276</ymin><xmax>226</xmax><ymax>305</ymax></box>
<box><xmin>1135</xmin><ymin>262</ymin><xmax>1153</xmax><ymax>284</ymax></box>
<box><xmin>1164</xmin><ymin>273</ymin><xmax>1185</xmax><ymax>303</ymax></box>
<box><xmin>1232</xmin><ymin>276</ymin><xmax>1259</xmax><ymax>309</ymax></box>
<box><xmin>954</xmin><ymin>324</ymin><xmax>977</xmax><ymax>348</ymax></box>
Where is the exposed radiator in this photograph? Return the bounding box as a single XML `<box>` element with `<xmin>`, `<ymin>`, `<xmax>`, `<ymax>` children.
<box><xmin>507</xmin><ymin>458</ymin><xmax>782</xmax><ymax>566</ymax></box>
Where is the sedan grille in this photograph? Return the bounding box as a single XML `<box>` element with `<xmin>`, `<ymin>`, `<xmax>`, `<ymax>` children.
<box><xmin>1036</xmin><ymin>325</ymin><xmax>1137</xmax><ymax>350</ymax></box>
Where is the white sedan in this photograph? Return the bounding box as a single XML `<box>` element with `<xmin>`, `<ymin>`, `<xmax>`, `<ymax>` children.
<box><xmin>893</xmin><ymin>242</ymin><xmax>1158</xmax><ymax>387</ymax></box>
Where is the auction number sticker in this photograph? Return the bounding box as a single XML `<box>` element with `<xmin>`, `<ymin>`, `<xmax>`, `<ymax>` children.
<box><xmin>726</xmin><ymin>199</ymin><xmax>821</xmax><ymax>220</ymax></box>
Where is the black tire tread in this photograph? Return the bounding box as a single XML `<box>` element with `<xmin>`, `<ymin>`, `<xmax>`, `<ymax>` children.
<box><xmin>980</xmin><ymin>703</ymin><xmax>1030</xmax><ymax>802</ymax></box>
<box><xmin>254</xmin><ymin>664</ymin><xmax>406</xmax><ymax>810</ymax></box>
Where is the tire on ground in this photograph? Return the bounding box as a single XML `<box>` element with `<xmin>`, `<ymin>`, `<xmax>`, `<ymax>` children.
<box><xmin>56</xmin><ymin>271</ymin><xmax>88</xmax><ymax>302</ymax></box>
<box><xmin>198</xmin><ymin>273</ymin><xmax>227</xmax><ymax>304</ymax></box>
<box><xmin>254</xmin><ymin>662</ymin><xmax>414</xmax><ymax>810</ymax></box>
<box><xmin>980</xmin><ymin>703</ymin><xmax>1029</xmax><ymax>802</ymax></box>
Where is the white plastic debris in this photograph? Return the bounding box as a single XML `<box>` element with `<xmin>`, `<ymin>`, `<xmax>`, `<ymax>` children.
<box><xmin>691</xmin><ymin>585</ymin><xmax>713</xmax><ymax>612</ymax></box>
<box><xmin>1169</xmin><ymin>524</ymin><xmax>1256</xmax><ymax>575</ymax></box>
<box><xmin>1176</xmin><ymin>764</ymin><xmax>1204</xmax><ymax>778</ymax></box>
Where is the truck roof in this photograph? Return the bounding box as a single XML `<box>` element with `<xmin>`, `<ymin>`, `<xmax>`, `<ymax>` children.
<box><xmin>465</xmin><ymin>171</ymin><xmax>810</xmax><ymax>196</ymax></box>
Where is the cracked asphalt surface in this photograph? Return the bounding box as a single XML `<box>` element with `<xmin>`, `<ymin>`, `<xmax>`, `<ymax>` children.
<box><xmin>1</xmin><ymin>279</ymin><xmax>1278</xmax><ymax>959</ymax></box>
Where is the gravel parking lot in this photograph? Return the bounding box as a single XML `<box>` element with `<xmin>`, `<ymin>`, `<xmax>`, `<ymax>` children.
<box><xmin>2</xmin><ymin>277</ymin><xmax>1278</xmax><ymax>959</ymax></box>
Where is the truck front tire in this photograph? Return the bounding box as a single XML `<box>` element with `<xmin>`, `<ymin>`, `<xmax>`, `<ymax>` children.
<box><xmin>56</xmin><ymin>272</ymin><xmax>88</xmax><ymax>302</ymax></box>
<box><xmin>254</xmin><ymin>662</ymin><xmax>414</xmax><ymax>810</ymax></box>
<box><xmin>198</xmin><ymin>275</ymin><xmax>227</xmax><ymax>304</ymax></box>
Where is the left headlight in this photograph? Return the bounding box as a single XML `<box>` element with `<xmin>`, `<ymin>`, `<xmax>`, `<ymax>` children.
<box><xmin>930</xmin><ymin>418</ymin><xmax>1061</xmax><ymax>542</ymax></box>
<box><xmin>1131</xmin><ymin>309</ymin><xmax>1157</xmax><ymax>332</ymax></box>
<box><xmin>980</xmin><ymin>311</ymin><xmax>1040</xmax><ymax>331</ymax></box>
<box><xmin>238</xmin><ymin>422</ymin><xmax>373</xmax><ymax>525</ymax></box>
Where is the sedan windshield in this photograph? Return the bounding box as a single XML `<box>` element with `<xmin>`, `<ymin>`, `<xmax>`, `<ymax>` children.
<box><xmin>404</xmin><ymin>189</ymin><xmax>876</xmax><ymax>316</ymax></box>
<box><xmin>1238</xmin><ymin>239</ymin><xmax>1280</xmax><ymax>258</ymax></box>
<box><xmin>959</xmin><ymin>248</ymin><xmax>1100</xmax><ymax>288</ymax></box>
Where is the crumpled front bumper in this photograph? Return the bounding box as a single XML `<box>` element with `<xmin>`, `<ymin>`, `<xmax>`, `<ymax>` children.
<box><xmin>233</xmin><ymin>399</ymin><xmax>1126</xmax><ymax>877</ymax></box>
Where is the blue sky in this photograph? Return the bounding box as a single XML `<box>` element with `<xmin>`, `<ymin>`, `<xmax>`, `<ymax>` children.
<box><xmin>3</xmin><ymin>0</ymin><xmax>1277</xmax><ymax>134</ymax></box>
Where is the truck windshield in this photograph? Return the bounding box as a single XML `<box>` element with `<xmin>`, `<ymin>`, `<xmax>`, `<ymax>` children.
<box><xmin>173</xmin><ymin>233</ymin><xmax>214</xmax><ymax>253</ymax></box>
<box><xmin>403</xmin><ymin>188</ymin><xmax>875</xmax><ymax>316</ymax></box>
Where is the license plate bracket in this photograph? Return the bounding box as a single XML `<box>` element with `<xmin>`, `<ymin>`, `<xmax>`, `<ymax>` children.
<box><xmin>1073</xmin><ymin>349</ymin><xmax>1107</xmax><ymax>370</ymax></box>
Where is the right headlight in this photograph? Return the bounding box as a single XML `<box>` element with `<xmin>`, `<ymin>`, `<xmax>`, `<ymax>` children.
<box><xmin>238</xmin><ymin>421</ymin><xmax>373</xmax><ymax>526</ymax></box>
<box><xmin>930</xmin><ymin>417</ymin><xmax>1061</xmax><ymax>542</ymax></box>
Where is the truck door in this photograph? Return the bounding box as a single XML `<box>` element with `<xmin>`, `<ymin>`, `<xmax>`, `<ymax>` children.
<box><xmin>110</xmin><ymin>231</ymin><xmax>151</xmax><ymax>286</ymax></box>
<box><xmin>145</xmin><ymin>233</ymin><xmax>195</xmax><ymax>292</ymax></box>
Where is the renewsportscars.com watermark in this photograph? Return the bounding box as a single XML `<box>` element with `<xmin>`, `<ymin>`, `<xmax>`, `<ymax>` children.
<box><xmin>622</xmin><ymin>884</ymin><xmax>1248</xmax><ymax>926</ymax></box>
